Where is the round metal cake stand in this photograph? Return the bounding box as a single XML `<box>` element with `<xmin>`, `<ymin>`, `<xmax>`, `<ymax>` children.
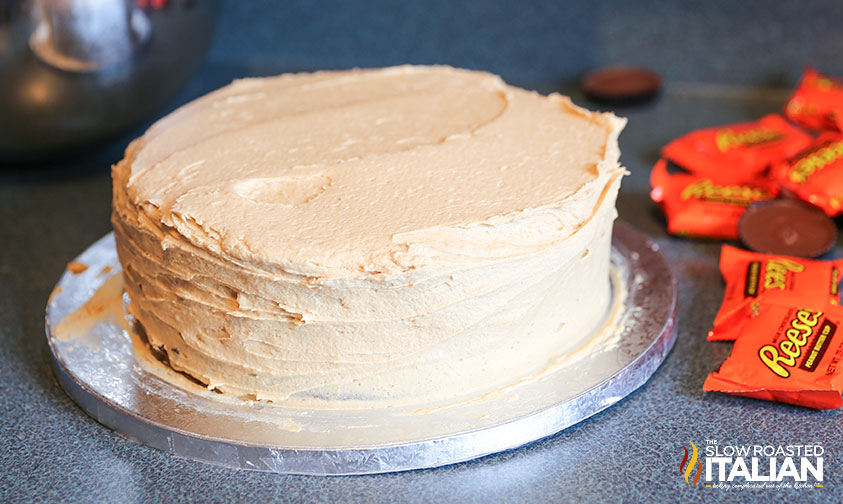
<box><xmin>45</xmin><ymin>221</ymin><xmax>677</xmax><ymax>475</ymax></box>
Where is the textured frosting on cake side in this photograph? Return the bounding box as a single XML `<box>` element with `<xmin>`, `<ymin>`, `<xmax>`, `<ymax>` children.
<box><xmin>111</xmin><ymin>65</ymin><xmax>627</xmax><ymax>407</ymax></box>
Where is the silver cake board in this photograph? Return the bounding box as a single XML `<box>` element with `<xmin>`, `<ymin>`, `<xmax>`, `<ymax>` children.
<box><xmin>45</xmin><ymin>221</ymin><xmax>677</xmax><ymax>475</ymax></box>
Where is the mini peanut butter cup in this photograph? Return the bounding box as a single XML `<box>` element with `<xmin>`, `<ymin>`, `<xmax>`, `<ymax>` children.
<box><xmin>739</xmin><ymin>199</ymin><xmax>837</xmax><ymax>257</ymax></box>
<box><xmin>581</xmin><ymin>66</ymin><xmax>661</xmax><ymax>105</ymax></box>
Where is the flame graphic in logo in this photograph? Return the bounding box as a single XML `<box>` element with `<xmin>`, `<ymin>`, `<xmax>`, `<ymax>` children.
<box><xmin>679</xmin><ymin>442</ymin><xmax>703</xmax><ymax>487</ymax></box>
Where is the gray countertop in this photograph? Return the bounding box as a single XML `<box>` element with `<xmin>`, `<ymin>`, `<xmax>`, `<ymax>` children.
<box><xmin>2</xmin><ymin>1</ymin><xmax>842</xmax><ymax>502</ymax></box>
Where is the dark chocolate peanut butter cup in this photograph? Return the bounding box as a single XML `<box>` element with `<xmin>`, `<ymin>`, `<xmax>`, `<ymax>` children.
<box><xmin>739</xmin><ymin>199</ymin><xmax>837</xmax><ymax>258</ymax></box>
<box><xmin>581</xmin><ymin>66</ymin><xmax>661</xmax><ymax>105</ymax></box>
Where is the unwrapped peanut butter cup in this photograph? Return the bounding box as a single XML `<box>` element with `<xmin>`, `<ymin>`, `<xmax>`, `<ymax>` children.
<box><xmin>581</xmin><ymin>66</ymin><xmax>661</xmax><ymax>104</ymax></box>
<box><xmin>739</xmin><ymin>199</ymin><xmax>837</xmax><ymax>258</ymax></box>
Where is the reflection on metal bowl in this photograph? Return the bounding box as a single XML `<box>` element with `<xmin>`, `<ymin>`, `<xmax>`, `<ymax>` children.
<box><xmin>0</xmin><ymin>0</ymin><xmax>219</xmax><ymax>162</ymax></box>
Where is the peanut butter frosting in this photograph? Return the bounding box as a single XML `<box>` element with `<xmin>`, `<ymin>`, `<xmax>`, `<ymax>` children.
<box><xmin>112</xmin><ymin>65</ymin><xmax>626</xmax><ymax>407</ymax></box>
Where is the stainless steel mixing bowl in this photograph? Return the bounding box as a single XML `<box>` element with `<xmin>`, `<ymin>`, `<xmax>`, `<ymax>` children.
<box><xmin>0</xmin><ymin>0</ymin><xmax>219</xmax><ymax>162</ymax></box>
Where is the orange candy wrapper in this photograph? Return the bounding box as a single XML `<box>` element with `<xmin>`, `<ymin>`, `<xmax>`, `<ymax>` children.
<box><xmin>650</xmin><ymin>159</ymin><xmax>778</xmax><ymax>239</ymax></box>
<box><xmin>661</xmin><ymin>114</ymin><xmax>813</xmax><ymax>182</ymax></box>
<box><xmin>704</xmin><ymin>304</ymin><xmax>843</xmax><ymax>409</ymax></box>
<box><xmin>708</xmin><ymin>245</ymin><xmax>842</xmax><ymax>341</ymax></box>
<box><xmin>784</xmin><ymin>69</ymin><xmax>843</xmax><ymax>133</ymax></box>
<box><xmin>771</xmin><ymin>133</ymin><xmax>843</xmax><ymax>216</ymax></box>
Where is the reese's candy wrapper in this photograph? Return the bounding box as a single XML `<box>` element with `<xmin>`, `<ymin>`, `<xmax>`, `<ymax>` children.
<box><xmin>771</xmin><ymin>132</ymin><xmax>843</xmax><ymax>216</ymax></box>
<box><xmin>661</xmin><ymin>114</ymin><xmax>813</xmax><ymax>182</ymax></box>
<box><xmin>708</xmin><ymin>245</ymin><xmax>842</xmax><ymax>341</ymax></box>
<box><xmin>704</xmin><ymin>304</ymin><xmax>843</xmax><ymax>409</ymax></box>
<box><xmin>784</xmin><ymin>69</ymin><xmax>843</xmax><ymax>132</ymax></box>
<box><xmin>650</xmin><ymin>159</ymin><xmax>778</xmax><ymax>239</ymax></box>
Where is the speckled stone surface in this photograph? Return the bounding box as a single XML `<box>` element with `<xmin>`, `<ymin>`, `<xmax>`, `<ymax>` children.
<box><xmin>2</xmin><ymin>1</ymin><xmax>843</xmax><ymax>502</ymax></box>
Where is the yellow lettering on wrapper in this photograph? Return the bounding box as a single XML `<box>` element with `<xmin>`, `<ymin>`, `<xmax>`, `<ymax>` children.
<box><xmin>759</xmin><ymin>309</ymin><xmax>822</xmax><ymax>378</ymax></box>
<box><xmin>760</xmin><ymin>345</ymin><xmax>796</xmax><ymax>378</ymax></box>
<box><xmin>788</xmin><ymin>140</ymin><xmax>843</xmax><ymax>184</ymax></box>
<box><xmin>715</xmin><ymin>128</ymin><xmax>785</xmax><ymax>152</ymax></box>
<box><xmin>763</xmin><ymin>259</ymin><xmax>804</xmax><ymax>290</ymax></box>
<box><xmin>679</xmin><ymin>179</ymin><xmax>772</xmax><ymax>205</ymax></box>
